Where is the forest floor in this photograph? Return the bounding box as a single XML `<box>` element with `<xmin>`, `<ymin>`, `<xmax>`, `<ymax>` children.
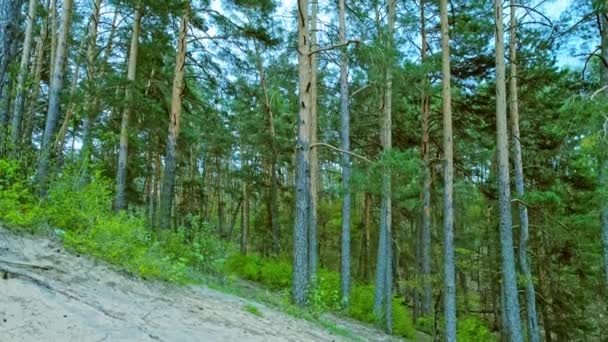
<box><xmin>0</xmin><ymin>226</ymin><xmax>408</xmax><ymax>342</ymax></box>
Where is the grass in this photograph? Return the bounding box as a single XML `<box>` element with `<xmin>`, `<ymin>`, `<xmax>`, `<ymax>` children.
<box><xmin>203</xmin><ymin>276</ymin><xmax>361</xmax><ymax>341</ymax></box>
<box><xmin>243</xmin><ymin>304</ymin><xmax>263</xmax><ymax>317</ymax></box>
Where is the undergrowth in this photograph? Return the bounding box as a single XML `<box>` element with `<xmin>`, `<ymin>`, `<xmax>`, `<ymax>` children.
<box><xmin>224</xmin><ymin>253</ymin><xmax>416</xmax><ymax>338</ymax></box>
<box><xmin>0</xmin><ymin>159</ymin><xmax>493</xmax><ymax>340</ymax></box>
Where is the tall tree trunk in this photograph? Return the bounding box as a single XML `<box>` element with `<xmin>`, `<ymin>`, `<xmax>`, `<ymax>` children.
<box><xmin>152</xmin><ymin>149</ymin><xmax>161</xmax><ymax>225</ymax></box>
<box><xmin>509</xmin><ymin>1</ymin><xmax>540</xmax><ymax>340</ymax></box>
<box><xmin>419</xmin><ymin>0</ymin><xmax>433</xmax><ymax>318</ymax></box>
<box><xmin>338</xmin><ymin>0</ymin><xmax>351</xmax><ymax>308</ymax></box>
<box><xmin>293</xmin><ymin>0</ymin><xmax>312</xmax><ymax>307</ymax></box>
<box><xmin>159</xmin><ymin>12</ymin><xmax>189</xmax><ymax>229</ymax></box>
<box><xmin>494</xmin><ymin>1</ymin><xmax>524</xmax><ymax>340</ymax></box>
<box><xmin>537</xmin><ymin>234</ymin><xmax>552</xmax><ymax>342</ymax></box>
<box><xmin>82</xmin><ymin>7</ymin><xmax>116</xmax><ymax>157</ymax></box>
<box><xmin>440</xmin><ymin>0</ymin><xmax>457</xmax><ymax>340</ymax></box>
<box><xmin>79</xmin><ymin>0</ymin><xmax>103</xmax><ymax>159</ymax></box>
<box><xmin>115</xmin><ymin>6</ymin><xmax>142</xmax><ymax>211</ymax></box>
<box><xmin>54</xmin><ymin>35</ymin><xmax>86</xmax><ymax>159</ymax></box>
<box><xmin>0</xmin><ymin>0</ymin><xmax>23</xmax><ymax>150</ymax></box>
<box><xmin>308</xmin><ymin>0</ymin><xmax>319</xmax><ymax>286</ymax></box>
<box><xmin>49</xmin><ymin>0</ymin><xmax>57</xmax><ymax>77</ymax></box>
<box><xmin>360</xmin><ymin>192</ymin><xmax>372</xmax><ymax>281</ymax></box>
<box><xmin>254</xmin><ymin>44</ymin><xmax>280</xmax><ymax>254</ymax></box>
<box><xmin>36</xmin><ymin>0</ymin><xmax>74</xmax><ymax>195</ymax></box>
<box><xmin>373</xmin><ymin>0</ymin><xmax>395</xmax><ymax>332</ymax></box>
<box><xmin>10</xmin><ymin>0</ymin><xmax>38</xmax><ymax>152</ymax></box>
<box><xmin>216</xmin><ymin>157</ymin><xmax>224</xmax><ymax>235</ymax></box>
<box><xmin>241</xmin><ymin>179</ymin><xmax>249</xmax><ymax>254</ymax></box>
<box><xmin>599</xmin><ymin>0</ymin><xmax>608</xmax><ymax>291</ymax></box>
<box><xmin>22</xmin><ymin>0</ymin><xmax>51</xmax><ymax>149</ymax></box>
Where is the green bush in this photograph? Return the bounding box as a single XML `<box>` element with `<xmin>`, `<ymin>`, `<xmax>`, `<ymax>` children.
<box><xmin>0</xmin><ymin>159</ymin><xmax>38</xmax><ymax>227</ymax></box>
<box><xmin>63</xmin><ymin>212</ymin><xmax>191</xmax><ymax>283</ymax></box>
<box><xmin>260</xmin><ymin>259</ymin><xmax>291</xmax><ymax>290</ymax></box>
<box><xmin>159</xmin><ymin>218</ymin><xmax>229</xmax><ymax>275</ymax></box>
<box><xmin>42</xmin><ymin>169</ymin><xmax>111</xmax><ymax>231</ymax></box>
<box><xmin>225</xmin><ymin>254</ymin><xmax>415</xmax><ymax>338</ymax></box>
<box><xmin>341</xmin><ymin>284</ymin><xmax>416</xmax><ymax>337</ymax></box>
<box><xmin>457</xmin><ymin>316</ymin><xmax>495</xmax><ymax>341</ymax></box>
<box><xmin>312</xmin><ymin>269</ymin><xmax>340</xmax><ymax>310</ymax></box>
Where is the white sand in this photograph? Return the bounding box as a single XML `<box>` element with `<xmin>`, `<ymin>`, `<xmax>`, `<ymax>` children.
<box><xmin>0</xmin><ymin>227</ymin><xmax>402</xmax><ymax>342</ymax></box>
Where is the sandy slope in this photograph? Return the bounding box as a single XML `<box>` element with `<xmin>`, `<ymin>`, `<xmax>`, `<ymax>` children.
<box><xmin>0</xmin><ymin>227</ymin><xmax>402</xmax><ymax>342</ymax></box>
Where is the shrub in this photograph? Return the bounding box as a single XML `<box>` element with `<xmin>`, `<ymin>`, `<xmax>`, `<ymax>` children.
<box><xmin>312</xmin><ymin>269</ymin><xmax>340</xmax><ymax>310</ymax></box>
<box><xmin>160</xmin><ymin>218</ymin><xmax>229</xmax><ymax>275</ymax></box>
<box><xmin>260</xmin><ymin>259</ymin><xmax>291</xmax><ymax>290</ymax></box>
<box><xmin>42</xmin><ymin>169</ymin><xmax>111</xmax><ymax>231</ymax></box>
<box><xmin>0</xmin><ymin>159</ymin><xmax>38</xmax><ymax>227</ymax></box>
<box><xmin>457</xmin><ymin>316</ymin><xmax>495</xmax><ymax>341</ymax></box>
<box><xmin>225</xmin><ymin>254</ymin><xmax>415</xmax><ymax>338</ymax></box>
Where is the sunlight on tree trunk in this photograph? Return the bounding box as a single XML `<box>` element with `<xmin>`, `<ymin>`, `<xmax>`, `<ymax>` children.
<box><xmin>293</xmin><ymin>0</ymin><xmax>312</xmax><ymax>307</ymax></box>
<box><xmin>159</xmin><ymin>11</ymin><xmax>189</xmax><ymax>229</ymax></box>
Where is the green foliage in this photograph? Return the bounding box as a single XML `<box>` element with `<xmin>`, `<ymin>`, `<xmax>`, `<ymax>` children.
<box><xmin>42</xmin><ymin>168</ymin><xmax>112</xmax><ymax>231</ymax></box>
<box><xmin>457</xmin><ymin>317</ymin><xmax>496</xmax><ymax>342</ymax></box>
<box><xmin>348</xmin><ymin>285</ymin><xmax>415</xmax><ymax>338</ymax></box>
<box><xmin>159</xmin><ymin>216</ymin><xmax>230</xmax><ymax>275</ymax></box>
<box><xmin>1</xmin><ymin>163</ymin><xmax>230</xmax><ymax>284</ymax></box>
<box><xmin>243</xmin><ymin>304</ymin><xmax>263</xmax><ymax>317</ymax></box>
<box><xmin>225</xmin><ymin>253</ymin><xmax>291</xmax><ymax>289</ymax></box>
<box><xmin>225</xmin><ymin>254</ymin><xmax>415</xmax><ymax>338</ymax></box>
<box><xmin>0</xmin><ymin>159</ymin><xmax>38</xmax><ymax>227</ymax></box>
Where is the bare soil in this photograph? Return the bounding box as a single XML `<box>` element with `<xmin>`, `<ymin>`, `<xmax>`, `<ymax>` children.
<box><xmin>0</xmin><ymin>227</ymin><xmax>404</xmax><ymax>342</ymax></box>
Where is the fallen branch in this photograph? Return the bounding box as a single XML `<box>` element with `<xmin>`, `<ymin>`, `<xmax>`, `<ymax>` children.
<box><xmin>310</xmin><ymin>143</ymin><xmax>373</xmax><ymax>164</ymax></box>
<box><xmin>0</xmin><ymin>258</ymin><xmax>52</xmax><ymax>271</ymax></box>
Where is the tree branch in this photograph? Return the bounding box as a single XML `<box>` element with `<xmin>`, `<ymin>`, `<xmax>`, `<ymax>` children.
<box><xmin>310</xmin><ymin>143</ymin><xmax>372</xmax><ymax>163</ymax></box>
<box><xmin>309</xmin><ymin>40</ymin><xmax>360</xmax><ymax>56</ymax></box>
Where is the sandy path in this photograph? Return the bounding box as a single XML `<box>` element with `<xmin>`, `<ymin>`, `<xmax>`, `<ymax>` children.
<box><xmin>0</xmin><ymin>228</ymin><xmax>401</xmax><ymax>342</ymax></box>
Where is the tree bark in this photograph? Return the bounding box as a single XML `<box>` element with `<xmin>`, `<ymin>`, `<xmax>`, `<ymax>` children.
<box><xmin>10</xmin><ymin>0</ymin><xmax>38</xmax><ymax>152</ymax></box>
<box><xmin>54</xmin><ymin>35</ymin><xmax>87</xmax><ymax>159</ymax></box>
<box><xmin>419</xmin><ymin>0</ymin><xmax>433</xmax><ymax>318</ymax></box>
<box><xmin>159</xmin><ymin>11</ymin><xmax>189</xmax><ymax>229</ymax></box>
<box><xmin>361</xmin><ymin>192</ymin><xmax>372</xmax><ymax>281</ymax></box>
<box><xmin>439</xmin><ymin>0</ymin><xmax>457</xmax><ymax>340</ymax></box>
<box><xmin>115</xmin><ymin>6</ymin><xmax>142</xmax><ymax>211</ymax></box>
<box><xmin>22</xmin><ymin>0</ymin><xmax>51</xmax><ymax>149</ymax></box>
<box><xmin>509</xmin><ymin>1</ymin><xmax>540</xmax><ymax>340</ymax></box>
<box><xmin>293</xmin><ymin>0</ymin><xmax>312</xmax><ymax>307</ymax></box>
<box><xmin>241</xmin><ymin>179</ymin><xmax>249</xmax><ymax>254</ymax></box>
<box><xmin>151</xmin><ymin>149</ymin><xmax>161</xmax><ymax>225</ymax></box>
<box><xmin>49</xmin><ymin>0</ymin><xmax>57</xmax><ymax>77</ymax></box>
<box><xmin>0</xmin><ymin>0</ymin><xmax>23</xmax><ymax>149</ymax></box>
<box><xmin>373</xmin><ymin>0</ymin><xmax>395</xmax><ymax>333</ymax></box>
<box><xmin>79</xmin><ymin>0</ymin><xmax>104</xmax><ymax>159</ymax></box>
<box><xmin>254</xmin><ymin>44</ymin><xmax>281</xmax><ymax>254</ymax></box>
<box><xmin>599</xmin><ymin>0</ymin><xmax>608</xmax><ymax>291</ymax></box>
<box><xmin>338</xmin><ymin>0</ymin><xmax>351</xmax><ymax>308</ymax></box>
<box><xmin>494</xmin><ymin>1</ymin><xmax>524</xmax><ymax>340</ymax></box>
<box><xmin>308</xmin><ymin>0</ymin><xmax>319</xmax><ymax>286</ymax></box>
<box><xmin>36</xmin><ymin>0</ymin><xmax>74</xmax><ymax>195</ymax></box>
